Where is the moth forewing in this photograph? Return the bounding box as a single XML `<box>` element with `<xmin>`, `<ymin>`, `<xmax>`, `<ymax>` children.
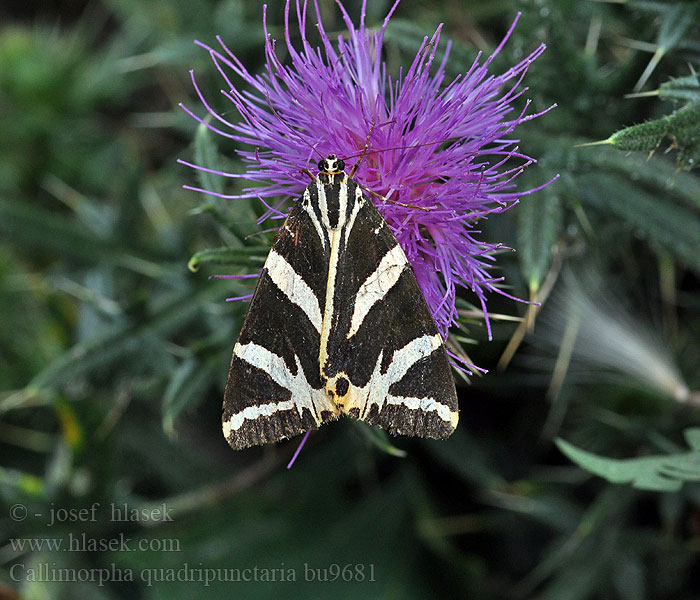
<box><xmin>222</xmin><ymin>155</ymin><xmax>459</xmax><ymax>450</ymax></box>
<box><xmin>221</xmin><ymin>204</ymin><xmax>336</xmax><ymax>450</ymax></box>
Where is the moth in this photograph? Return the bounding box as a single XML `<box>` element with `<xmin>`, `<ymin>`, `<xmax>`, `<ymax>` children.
<box><xmin>222</xmin><ymin>154</ymin><xmax>459</xmax><ymax>450</ymax></box>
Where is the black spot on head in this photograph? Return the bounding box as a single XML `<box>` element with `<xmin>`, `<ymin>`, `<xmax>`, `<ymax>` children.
<box><xmin>335</xmin><ymin>376</ymin><xmax>349</xmax><ymax>397</ymax></box>
<box><xmin>318</xmin><ymin>154</ymin><xmax>344</xmax><ymax>174</ymax></box>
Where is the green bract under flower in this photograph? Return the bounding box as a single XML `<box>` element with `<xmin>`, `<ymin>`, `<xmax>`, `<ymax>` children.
<box><xmin>181</xmin><ymin>0</ymin><xmax>551</xmax><ymax>342</ymax></box>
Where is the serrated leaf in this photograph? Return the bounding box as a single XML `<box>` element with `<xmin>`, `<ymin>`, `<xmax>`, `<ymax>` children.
<box><xmin>608</xmin><ymin>101</ymin><xmax>700</xmax><ymax>169</ymax></box>
<box><xmin>190</xmin><ymin>122</ymin><xmax>256</xmax><ymax>242</ymax></box>
<box><xmin>659</xmin><ymin>73</ymin><xmax>700</xmax><ymax>103</ymax></box>
<box><xmin>556</xmin><ymin>428</ymin><xmax>700</xmax><ymax>492</ymax></box>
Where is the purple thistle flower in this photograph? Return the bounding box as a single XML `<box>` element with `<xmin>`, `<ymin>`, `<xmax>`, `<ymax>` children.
<box><xmin>181</xmin><ymin>0</ymin><xmax>550</xmax><ymax>342</ymax></box>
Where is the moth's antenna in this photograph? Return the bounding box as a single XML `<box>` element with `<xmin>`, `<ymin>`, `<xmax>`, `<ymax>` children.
<box><xmin>299</xmin><ymin>167</ymin><xmax>316</xmax><ymax>181</ymax></box>
<box><xmin>357</xmin><ymin>183</ymin><xmax>432</xmax><ymax>212</ymax></box>
<box><xmin>342</xmin><ymin>138</ymin><xmax>445</xmax><ymax>163</ymax></box>
<box><xmin>349</xmin><ymin>117</ymin><xmax>378</xmax><ymax>179</ymax></box>
<box><xmin>345</xmin><ymin>120</ymin><xmax>446</xmax><ymax>211</ymax></box>
<box><xmin>244</xmin><ymin>227</ymin><xmax>280</xmax><ymax>240</ymax></box>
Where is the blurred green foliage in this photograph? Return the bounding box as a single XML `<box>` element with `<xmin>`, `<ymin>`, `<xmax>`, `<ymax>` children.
<box><xmin>1</xmin><ymin>0</ymin><xmax>699</xmax><ymax>599</ymax></box>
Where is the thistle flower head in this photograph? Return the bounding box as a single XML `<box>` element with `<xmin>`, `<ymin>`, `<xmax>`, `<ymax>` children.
<box><xmin>181</xmin><ymin>0</ymin><xmax>549</xmax><ymax>341</ymax></box>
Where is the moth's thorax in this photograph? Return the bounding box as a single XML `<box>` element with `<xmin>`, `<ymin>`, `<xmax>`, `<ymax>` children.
<box><xmin>302</xmin><ymin>170</ymin><xmax>364</xmax><ymax>232</ymax></box>
<box><xmin>317</xmin><ymin>171</ymin><xmax>347</xmax><ymax>185</ymax></box>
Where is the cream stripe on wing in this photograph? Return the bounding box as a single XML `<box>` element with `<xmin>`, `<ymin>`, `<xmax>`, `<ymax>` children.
<box><xmin>369</xmin><ymin>333</ymin><xmax>458</xmax><ymax>427</ymax></box>
<box><xmin>223</xmin><ymin>399</ymin><xmax>296</xmax><ymax>436</ymax></box>
<box><xmin>383</xmin><ymin>333</ymin><xmax>443</xmax><ymax>390</ymax></box>
<box><xmin>342</xmin><ymin>333</ymin><xmax>451</xmax><ymax>423</ymax></box>
<box><xmin>222</xmin><ymin>342</ymin><xmax>336</xmax><ymax>436</ymax></box>
<box><xmin>265</xmin><ymin>249</ymin><xmax>323</xmax><ymax>335</ymax></box>
<box><xmin>317</xmin><ymin>180</ymin><xmax>330</xmax><ymax>229</ymax></box>
<box><xmin>336</xmin><ymin>180</ymin><xmax>348</xmax><ymax>229</ymax></box>
<box><xmin>385</xmin><ymin>395</ymin><xmax>458</xmax><ymax>428</ymax></box>
<box><xmin>343</xmin><ymin>186</ymin><xmax>364</xmax><ymax>247</ymax></box>
<box><xmin>302</xmin><ymin>188</ymin><xmax>326</xmax><ymax>250</ymax></box>
<box><xmin>347</xmin><ymin>244</ymin><xmax>407</xmax><ymax>339</ymax></box>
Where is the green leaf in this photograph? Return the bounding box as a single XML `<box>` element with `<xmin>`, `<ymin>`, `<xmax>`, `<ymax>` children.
<box><xmin>422</xmin><ymin>428</ymin><xmax>505</xmax><ymax>490</ymax></box>
<box><xmin>0</xmin><ymin>198</ymin><xmax>165</xmax><ymax>277</ymax></box>
<box><xmin>162</xmin><ymin>355</ymin><xmax>222</xmax><ymax>437</ymax></box>
<box><xmin>659</xmin><ymin>73</ymin><xmax>700</xmax><ymax>103</ymax></box>
<box><xmin>114</xmin><ymin>469</ymin><xmax>434</xmax><ymax>599</ymax></box>
<box><xmin>607</xmin><ymin>101</ymin><xmax>700</xmax><ymax>169</ymax></box>
<box><xmin>187</xmin><ymin>246</ymin><xmax>268</xmax><ymax>271</ymax></box>
<box><xmin>190</xmin><ymin>121</ymin><xmax>258</xmax><ymax>242</ymax></box>
<box><xmin>579</xmin><ymin>173</ymin><xmax>700</xmax><ymax>271</ymax></box>
<box><xmin>350</xmin><ymin>421</ymin><xmax>407</xmax><ymax>458</ymax></box>
<box><xmin>634</xmin><ymin>4</ymin><xmax>700</xmax><ymax>91</ymax></box>
<box><xmin>0</xmin><ymin>465</ymin><xmax>45</xmax><ymax>498</ymax></box>
<box><xmin>24</xmin><ymin>281</ymin><xmax>230</xmax><ymax>395</ymax></box>
<box><xmin>517</xmin><ymin>173</ymin><xmax>563</xmax><ymax>293</ymax></box>
<box><xmin>194</xmin><ymin>122</ymin><xmax>225</xmax><ymax>198</ymax></box>
<box><xmin>576</xmin><ymin>143</ymin><xmax>700</xmax><ymax>211</ymax></box>
<box><xmin>555</xmin><ymin>428</ymin><xmax>700</xmax><ymax>492</ymax></box>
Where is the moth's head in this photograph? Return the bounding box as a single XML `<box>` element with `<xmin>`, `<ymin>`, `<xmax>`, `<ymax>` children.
<box><xmin>318</xmin><ymin>154</ymin><xmax>345</xmax><ymax>174</ymax></box>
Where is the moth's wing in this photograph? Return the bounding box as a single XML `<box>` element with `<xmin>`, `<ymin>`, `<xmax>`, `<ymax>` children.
<box><xmin>222</xmin><ymin>201</ymin><xmax>337</xmax><ymax>450</ymax></box>
<box><xmin>324</xmin><ymin>181</ymin><xmax>459</xmax><ymax>439</ymax></box>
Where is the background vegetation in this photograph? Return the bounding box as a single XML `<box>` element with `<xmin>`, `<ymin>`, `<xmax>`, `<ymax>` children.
<box><xmin>1</xmin><ymin>0</ymin><xmax>699</xmax><ymax>598</ymax></box>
